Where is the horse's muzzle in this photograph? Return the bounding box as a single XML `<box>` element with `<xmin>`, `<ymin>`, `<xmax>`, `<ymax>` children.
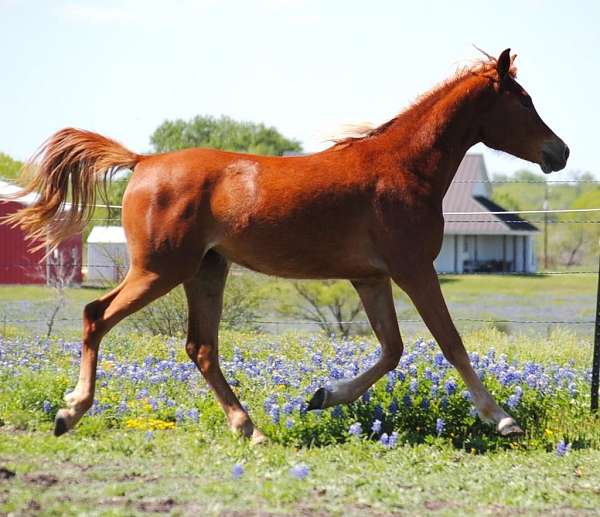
<box><xmin>541</xmin><ymin>140</ymin><xmax>570</xmax><ymax>173</ymax></box>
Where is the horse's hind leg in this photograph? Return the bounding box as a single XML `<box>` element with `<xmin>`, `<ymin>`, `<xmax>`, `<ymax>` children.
<box><xmin>183</xmin><ymin>251</ymin><xmax>266</xmax><ymax>444</ymax></box>
<box><xmin>308</xmin><ymin>277</ymin><xmax>403</xmax><ymax>409</ymax></box>
<box><xmin>54</xmin><ymin>267</ymin><xmax>185</xmax><ymax>436</ymax></box>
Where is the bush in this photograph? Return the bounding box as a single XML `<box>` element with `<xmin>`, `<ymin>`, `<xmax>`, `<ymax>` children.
<box><xmin>128</xmin><ymin>274</ymin><xmax>264</xmax><ymax>336</ymax></box>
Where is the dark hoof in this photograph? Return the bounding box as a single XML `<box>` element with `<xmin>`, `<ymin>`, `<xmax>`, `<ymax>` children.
<box><xmin>307</xmin><ymin>387</ymin><xmax>326</xmax><ymax>411</ymax></box>
<box><xmin>54</xmin><ymin>416</ymin><xmax>68</xmax><ymax>437</ymax></box>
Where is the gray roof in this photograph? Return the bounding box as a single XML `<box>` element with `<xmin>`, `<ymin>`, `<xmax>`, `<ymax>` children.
<box><xmin>443</xmin><ymin>154</ymin><xmax>538</xmax><ymax>235</ymax></box>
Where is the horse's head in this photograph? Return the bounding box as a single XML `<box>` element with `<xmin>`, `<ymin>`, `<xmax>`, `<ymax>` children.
<box><xmin>479</xmin><ymin>49</ymin><xmax>569</xmax><ymax>174</ymax></box>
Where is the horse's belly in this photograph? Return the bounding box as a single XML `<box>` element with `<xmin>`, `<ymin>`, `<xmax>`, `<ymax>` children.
<box><xmin>214</xmin><ymin>234</ymin><xmax>387</xmax><ymax>280</ymax></box>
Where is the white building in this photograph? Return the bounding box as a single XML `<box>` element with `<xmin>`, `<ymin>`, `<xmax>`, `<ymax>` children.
<box><xmin>86</xmin><ymin>226</ymin><xmax>129</xmax><ymax>283</ymax></box>
<box><xmin>434</xmin><ymin>154</ymin><xmax>538</xmax><ymax>274</ymax></box>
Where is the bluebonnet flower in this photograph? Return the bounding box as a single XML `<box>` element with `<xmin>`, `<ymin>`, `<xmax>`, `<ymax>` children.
<box><xmin>286</xmin><ymin>418</ymin><xmax>294</xmax><ymax>429</ymax></box>
<box><xmin>388</xmin><ymin>398</ymin><xmax>399</xmax><ymax>414</ymax></box>
<box><xmin>175</xmin><ymin>407</ymin><xmax>184</xmax><ymax>423</ymax></box>
<box><xmin>148</xmin><ymin>398</ymin><xmax>159</xmax><ymax>411</ymax></box>
<box><xmin>42</xmin><ymin>400</ymin><xmax>51</xmax><ymax>414</ymax></box>
<box><xmin>379</xmin><ymin>433</ymin><xmax>389</xmax><ymax>447</ymax></box>
<box><xmin>232</xmin><ymin>463</ymin><xmax>244</xmax><ymax>479</ymax></box>
<box><xmin>444</xmin><ymin>378</ymin><xmax>457</xmax><ymax>396</ymax></box>
<box><xmin>371</xmin><ymin>419</ymin><xmax>382</xmax><ymax>434</ymax></box>
<box><xmin>331</xmin><ymin>405</ymin><xmax>343</xmax><ymax>418</ymax></box>
<box><xmin>270</xmin><ymin>404</ymin><xmax>280</xmax><ymax>424</ymax></box>
<box><xmin>145</xmin><ymin>431</ymin><xmax>154</xmax><ymax>441</ymax></box>
<box><xmin>289</xmin><ymin>464</ymin><xmax>309</xmax><ymax>480</ymax></box>
<box><xmin>402</xmin><ymin>394</ymin><xmax>412</xmax><ymax>408</ymax></box>
<box><xmin>556</xmin><ymin>440</ymin><xmax>570</xmax><ymax>457</ymax></box>
<box><xmin>420</xmin><ymin>398</ymin><xmax>429</xmax><ymax>411</ymax></box>
<box><xmin>409</xmin><ymin>379</ymin><xmax>418</xmax><ymax>394</ymax></box>
<box><xmin>436</xmin><ymin>418</ymin><xmax>445</xmax><ymax>436</ymax></box>
<box><xmin>348</xmin><ymin>422</ymin><xmax>362</xmax><ymax>437</ymax></box>
<box><xmin>187</xmin><ymin>408</ymin><xmax>199</xmax><ymax>423</ymax></box>
<box><xmin>373</xmin><ymin>404</ymin><xmax>383</xmax><ymax>421</ymax></box>
<box><xmin>361</xmin><ymin>390</ymin><xmax>371</xmax><ymax>404</ymax></box>
<box><xmin>388</xmin><ymin>431</ymin><xmax>399</xmax><ymax>448</ymax></box>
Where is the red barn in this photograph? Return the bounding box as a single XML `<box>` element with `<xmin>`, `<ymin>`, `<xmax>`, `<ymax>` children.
<box><xmin>0</xmin><ymin>179</ymin><xmax>82</xmax><ymax>285</ymax></box>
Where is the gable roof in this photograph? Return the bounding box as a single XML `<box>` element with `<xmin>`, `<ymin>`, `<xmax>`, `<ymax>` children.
<box><xmin>443</xmin><ymin>154</ymin><xmax>538</xmax><ymax>235</ymax></box>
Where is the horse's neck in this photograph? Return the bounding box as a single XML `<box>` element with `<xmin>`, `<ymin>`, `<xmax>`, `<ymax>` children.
<box><xmin>381</xmin><ymin>75</ymin><xmax>489</xmax><ymax>199</ymax></box>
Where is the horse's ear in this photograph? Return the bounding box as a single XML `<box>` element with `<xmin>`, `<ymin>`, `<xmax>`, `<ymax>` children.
<box><xmin>497</xmin><ymin>48</ymin><xmax>512</xmax><ymax>81</ymax></box>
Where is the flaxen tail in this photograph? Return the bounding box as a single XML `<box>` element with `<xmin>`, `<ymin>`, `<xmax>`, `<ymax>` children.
<box><xmin>2</xmin><ymin>128</ymin><xmax>140</xmax><ymax>252</ymax></box>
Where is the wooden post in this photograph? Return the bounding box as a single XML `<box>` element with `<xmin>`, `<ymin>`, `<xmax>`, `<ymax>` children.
<box><xmin>592</xmin><ymin>252</ymin><xmax>600</xmax><ymax>412</ymax></box>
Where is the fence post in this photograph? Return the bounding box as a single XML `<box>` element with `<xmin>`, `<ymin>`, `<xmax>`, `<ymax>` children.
<box><xmin>592</xmin><ymin>251</ymin><xmax>600</xmax><ymax>412</ymax></box>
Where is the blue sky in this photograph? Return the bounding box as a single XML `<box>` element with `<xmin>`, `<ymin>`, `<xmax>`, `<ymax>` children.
<box><xmin>1</xmin><ymin>0</ymin><xmax>598</xmax><ymax>178</ymax></box>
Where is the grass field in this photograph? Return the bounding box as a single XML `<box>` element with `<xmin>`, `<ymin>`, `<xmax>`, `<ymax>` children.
<box><xmin>1</xmin><ymin>324</ymin><xmax>600</xmax><ymax>515</ymax></box>
<box><xmin>0</xmin><ymin>272</ymin><xmax>597</xmax><ymax>338</ymax></box>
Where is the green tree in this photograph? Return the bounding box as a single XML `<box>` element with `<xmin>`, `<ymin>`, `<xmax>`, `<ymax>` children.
<box><xmin>276</xmin><ymin>280</ymin><xmax>366</xmax><ymax>338</ymax></box>
<box><xmin>551</xmin><ymin>189</ymin><xmax>600</xmax><ymax>267</ymax></box>
<box><xmin>0</xmin><ymin>152</ymin><xmax>23</xmax><ymax>180</ymax></box>
<box><xmin>150</xmin><ymin>115</ymin><xmax>302</xmax><ymax>155</ymax></box>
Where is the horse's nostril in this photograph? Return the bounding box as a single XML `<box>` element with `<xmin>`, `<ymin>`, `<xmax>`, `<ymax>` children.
<box><xmin>564</xmin><ymin>145</ymin><xmax>570</xmax><ymax>161</ymax></box>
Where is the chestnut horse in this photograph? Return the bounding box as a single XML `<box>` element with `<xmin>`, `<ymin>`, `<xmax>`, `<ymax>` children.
<box><xmin>5</xmin><ymin>49</ymin><xmax>568</xmax><ymax>442</ymax></box>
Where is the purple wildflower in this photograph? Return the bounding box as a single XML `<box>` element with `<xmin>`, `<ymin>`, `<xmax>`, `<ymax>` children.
<box><xmin>187</xmin><ymin>408</ymin><xmax>199</xmax><ymax>423</ymax></box>
<box><xmin>289</xmin><ymin>464</ymin><xmax>309</xmax><ymax>480</ymax></box>
<box><xmin>349</xmin><ymin>422</ymin><xmax>362</xmax><ymax>437</ymax></box>
<box><xmin>232</xmin><ymin>463</ymin><xmax>244</xmax><ymax>479</ymax></box>
<box><xmin>556</xmin><ymin>440</ymin><xmax>570</xmax><ymax>457</ymax></box>
<box><xmin>444</xmin><ymin>378</ymin><xmax>457</xmax><ymax>396</ymax></box>
<box><xmin>436</xmin><ymin>418</ymin><xmax>445</xmax><ymax>436</ymax></box>
<box><xmin>42</xmin><ymin>400</ymin><xmax>51</xmax><ymax>414</ymax></box>
<box><xmin>371</xmin><ymin>419</ymin><xmax>382</xmax><ymax>434</ymax></box>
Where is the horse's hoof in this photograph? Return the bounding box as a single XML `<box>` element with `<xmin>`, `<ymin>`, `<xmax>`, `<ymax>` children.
<box><xmin>307</xmin><ymin>387</ymin><xmax>327</xmax><ymax>411</ymax></box>
<box><xmin>250</xmin><ymin>429</ymin><xmax>268</xmax><ymax>446</ymax></box>
<box><xmin>54</xmin><ymin>414</ymin><xmax>69</xmax><ymax>437</ymax></box>
<box><xmin>497</xmin><ymin>417</ymin><xmax>523</xmax><ymax>437</ymax></box>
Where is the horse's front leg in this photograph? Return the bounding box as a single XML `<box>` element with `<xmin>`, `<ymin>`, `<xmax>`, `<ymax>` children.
<box><xmin>396</xmin><ymin>266</ymin><xmax>522</xmax><ymax>436</ymax></box>
<box><xmin>308</xmin><ymin>277</ymin><xmax>403</xmax><ymax>409</ymax></box>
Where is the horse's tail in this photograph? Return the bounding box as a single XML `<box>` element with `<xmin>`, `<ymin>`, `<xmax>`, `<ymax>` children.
<box><xmin>2</xmin><ymin>128</ymin><xmax>141</xmax><ymax>252</ymax></box>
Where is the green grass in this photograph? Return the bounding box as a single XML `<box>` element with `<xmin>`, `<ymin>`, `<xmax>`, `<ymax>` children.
<box><xmin>2</xmin><ymin>429</ymin><xmax>600</xmax><ymax>516</ymax></box>
<box><xmin>2</xmin><ymin>273</ymin><xmax>595</xmax><ymax>339</ymax></box>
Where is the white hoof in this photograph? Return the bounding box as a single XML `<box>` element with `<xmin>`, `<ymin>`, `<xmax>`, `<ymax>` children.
<box><xmin>497</xmin><ymin>417</ymin><xmax>523</xmax><ymax>437</ymax></box>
